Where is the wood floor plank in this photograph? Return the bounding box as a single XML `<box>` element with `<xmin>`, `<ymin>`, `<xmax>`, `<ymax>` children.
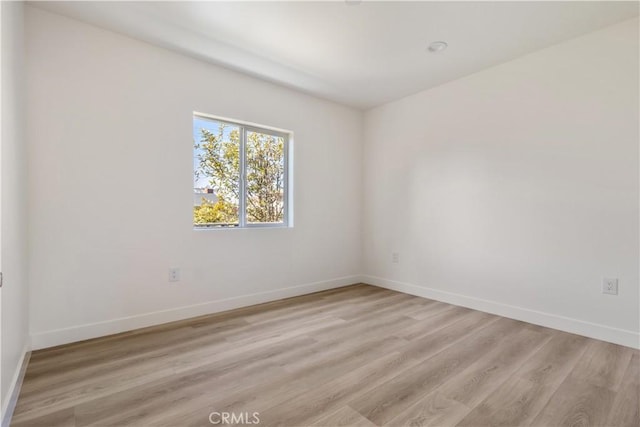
<box><xmin>23</xmin><ymin>296</ymin><xmax>353</xmax><ymax>386</ymax></box>
<box><xmin>282</xmin><ymin>334</ymin><xmax>408</xmax><ymax>380</ymax></box>
<box><xmin>308</xmin><ymin>310</ymin><xmax>415</xmax><ymax>343</ymax></box>
<box><xmin>456</xmin><ymin>331</ymin><xmax>590</xmax><ymax>427</ymax></box>
<box><xmin>256</xmin><ymin>351</ymin><xmax>416</xmax><ymax>426</ymax></box>
<box><xmin>337</xmin><ymin>292</ymin><xmax>422</xmax><ymax>321</ymax></box>
<box><xmin>531</xmin><ymin>377</ymin><xmax>616</xmax><ymax>427</ymax></box>
<box><xmin>312</xmin><ymin>406</ymin><xmax>377</xmax><ymax>427</ymax></box>
<box><xmin>14</xmin><ymin>333</ymin><xmax>319</xmax><ymax>422</ymax></box>
<box><xmin>10</xmin><ymin>407</ymin><xmax>76</xmax><ymax>427</ymax></box>
<box><xmin>569</xmin><ymin>339</ymin><xmax>634</xmax><ymax>392</ymax></box>
<box><xmin>606</xmin><ymin>353</ymin><xmax>640</xmax><ymax>427</ymax></box>
<box><xmin>130</xmin><ymin>367</ymin><xmax>311</xmax><ymax>427</ymax></box>
<box><xmin>24</xmin><ymin>317</ymin><xmax>250</xmax><ymax>379</ymax></box>
<box><xmin>224</xmin><ymin>312</ymin><xmax>347</xmax><ymax>345</ymax></box>
<box><xmin>404</xmin><ymin>301</ymin><xmax>458</xmax><ymax>321</ymax></box>
<box><xmin>437</xmin><ymin>327</ymin><xmax>550</xmax><ymax>408</ymax></box>
<box><xmin>28</xmin><ymin>285</ymin><xmax>363</xmax><ymax>364</ymax></box>
<box><xmin>72</xmin><ymin>351</ymin><xmax>291</xmax><ymax>426</ymax></box>
<box><xmin>401</xmin><ymin>310</ymin><xmax>499</xmax><ymax>361</ymax></box>
<box><xmin>396</xmin><ymin>305</ymin><xmax>473</xmax><ymax>341</ymax></box>
<box><xmin>240</xmin><ymin>285</ymin><xmax>387</xmax><ymax>325</ymax></box>
<box><xmin>384</xmin><ymin>391</ymin><xmax>471</xmax><ymax>427</ymax></box>
<box><xmin>349</xmin><ymin>317</ymin><xmax>523</xmax><ymax>425</ymax></box>
<box><xmin>10</xmin><ymin>284</ymin><xmax>639</xmax><ymax>427</ymax></box>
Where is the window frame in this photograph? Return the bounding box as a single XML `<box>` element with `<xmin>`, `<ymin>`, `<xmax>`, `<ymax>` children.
<box><xmin>193</xmin><ymin>112</ymin><xmax>291</xmax><ymax>229</ymax></box>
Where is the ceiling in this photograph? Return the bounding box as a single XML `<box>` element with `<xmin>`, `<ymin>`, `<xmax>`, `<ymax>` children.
<box><xmin>31</xmin><ymin>1</ymin><xmax>639</xmax><ymax>109</ymax></box>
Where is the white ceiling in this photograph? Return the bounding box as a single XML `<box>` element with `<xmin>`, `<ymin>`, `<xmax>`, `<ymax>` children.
<box><xmin>31</xmin><ymin>1</ymin><xmax>639</xmax><ymax>109</ymax></box>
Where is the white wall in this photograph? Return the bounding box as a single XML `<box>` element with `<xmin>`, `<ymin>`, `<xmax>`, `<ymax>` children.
<box><xmin>363</xmin><ymin>18</ymin><xmax>639</xmax><ymax>348</ymax></box>
<box><xmin>1</xmin><ymin>0</ymin><xmax>29</xmax><ymax>420</ymax></box>
<box><xmin>25</xmin><ymin>7</ymin><xmax>363</xmax><ymax>349</ymax></box>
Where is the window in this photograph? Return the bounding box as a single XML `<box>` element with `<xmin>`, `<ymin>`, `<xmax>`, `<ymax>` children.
<box><xmin>193</xmin><ymin>114</ymin><xmax>290</xmax><ymax>228</ymax></box>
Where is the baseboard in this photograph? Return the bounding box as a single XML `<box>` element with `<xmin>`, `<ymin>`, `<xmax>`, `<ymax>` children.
<box><xmin>363</xmin><ymin>275</ymin><xmax>640</xmax><ymax>349</ymax></box>
<box><xmin>1</xmin><ymin>344</ymin><xmax>31</xmax><ymax>427</ymax></box>
<box><xmin>32</xmin><ymin>273</ymin><xmax>636</xmax><ymax>350</ymax></box>
<box><xmin>31</xmin><ymin>275</ymin><xmax>363</xmax><ymax>350</ymax></box>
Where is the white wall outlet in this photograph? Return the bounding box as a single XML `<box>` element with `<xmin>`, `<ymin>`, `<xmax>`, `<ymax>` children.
<box><xmin>392</xmin><ymin>252</ymin><xmax>399</xmax><ymax>264</ymax></box>
<box><xmin>169</xmin><ymin>268</ymin><xmax>181</xmax><ymax>282</ymax></box>
<box><xmin>602</xmin><ymin>278</ymin><xmax>618</xmax><ymax>295</ymax></box>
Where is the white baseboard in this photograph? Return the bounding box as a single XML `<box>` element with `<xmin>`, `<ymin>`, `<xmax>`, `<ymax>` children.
<box><xmin>32</xmin><ymin>273</ymin><xmax>637</xmax><ymax>350</ymax></box>
<box><xmin>1</xmin><ymin>343</ymin><xmax>31</xmax><ymax>427</ymax></box>
<box><xmin>363</xmin><ymin>275</ymin><xmax>640</xmax><ymax>349</ymax></box>
<box><xmin>31</xmin><ymin>275</ymin><xmax>363</xmax><ymax>350</ymax></box>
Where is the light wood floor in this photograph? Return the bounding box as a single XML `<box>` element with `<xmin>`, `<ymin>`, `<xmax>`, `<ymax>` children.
<box><xmin>11</xmin><ymin>284</ymin><xmax>639</xmax><ymax>427</ymax></box>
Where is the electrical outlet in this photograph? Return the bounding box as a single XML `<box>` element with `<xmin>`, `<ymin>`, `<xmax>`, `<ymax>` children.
<box><xmin>392</xmin><ymin>252</ymin><xmax>399</xmax><ymax>264</ymax></box>
<box><xmin>602</xmin><ymin>278</ymin><xmax>618</xmax><ymax>295</ymax></box>
<box><xmin>169</xmin><ymin>268</ymin><xmax>181</xmax><ymax>282</ymax></box>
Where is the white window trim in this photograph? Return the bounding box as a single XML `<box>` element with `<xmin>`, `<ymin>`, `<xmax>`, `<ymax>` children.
<box><xmin>193</xmin><ymin>112</ymin><xmax>292</xmax><ymax>230</ymax></box>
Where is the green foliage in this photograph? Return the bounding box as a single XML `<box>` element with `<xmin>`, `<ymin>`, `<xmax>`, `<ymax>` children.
<box><xmin>193</xmin><ymin>197</ymin><xmax>239</xmax><ymax>225</ymax></box>
<box><xmin>246</xmin><ymin>131</ymin><xmax>285</xmax><ymax>223</ymax></box>
<box><xmin>194</xmin><ymin>124</ymin><xmax>285</xmax><ymax>225</ymax></box>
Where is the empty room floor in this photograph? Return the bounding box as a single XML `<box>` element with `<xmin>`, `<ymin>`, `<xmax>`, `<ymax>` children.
<box><xmin>11</xmin><ymin>285</ymin><xmax>639</xmax><ymax>427</ymax></box>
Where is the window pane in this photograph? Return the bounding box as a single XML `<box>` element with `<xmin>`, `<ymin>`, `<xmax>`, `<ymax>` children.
<box><xmin>245</xmin><ymin>130</ymin><xmax>285</xmax><ymax>224</ymax></box>
<box><xmin>193</xmin><ymin>117</ymin><xmax>240</xmax><ymax>227</ymax></box>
